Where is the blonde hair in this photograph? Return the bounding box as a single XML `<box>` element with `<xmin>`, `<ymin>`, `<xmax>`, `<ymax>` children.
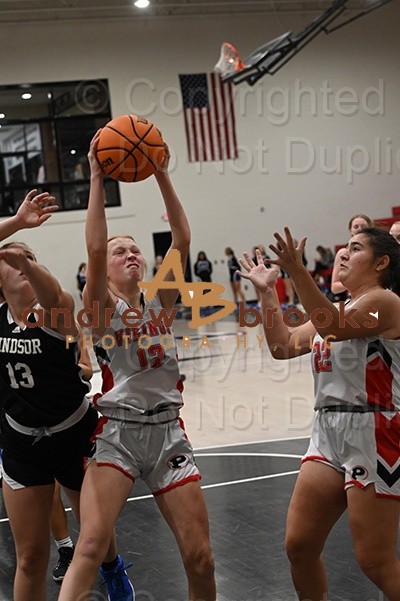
<box><xmin>107</xmin><ymin>235</ymin><xmax>136</xmax><ymax>244</ymax></box>
<box><xmin>0</xmin><ymin>241</ymin><xmax>37</xmax><ymax>260</ymax></box>
<box><xmin>0</xmin><ymin>241</ymin><xmax>37</xmax><ymax>296</ymax></box>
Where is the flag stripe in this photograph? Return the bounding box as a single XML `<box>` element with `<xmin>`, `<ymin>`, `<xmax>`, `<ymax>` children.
<box><xmin>227</xmin><ymin>80</ymin><xmax>238</xmax><ymax>158</ymax></box>
<box><xmin>198</xmin><ymin>109</ymin><xmax>207</xmax><ymax>161</ymax></box>
<box><xmin>210</xmin><ymin>74</ymin><xmax>223</xmax><ymax>161</ymax></box>
<box><xmin>182</xmin><ymin>109</ymin><xmax>192</xmax><ymax>162</ymax></box>
<box><xmin>205</xmin><ymin>108</ymin><xmax>215</xmax><ymax>161</ymax></box>
<box><xmin>179</xmin><ymin>73</ymin><xmax>238</xmax><ymax>163</ymax></box>
<box><xmin>218</xmin><ymin>74</ymin><xmax>230</xmax><ymax>160</ymax></box>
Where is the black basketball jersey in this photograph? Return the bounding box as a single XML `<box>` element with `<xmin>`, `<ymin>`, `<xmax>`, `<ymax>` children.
<box><xmin>0</xmin><ymin>303</ymin><xmax>91</xmax><ymax>427</ymax></box>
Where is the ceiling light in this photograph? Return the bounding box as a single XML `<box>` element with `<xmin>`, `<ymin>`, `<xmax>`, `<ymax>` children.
<box><xmin>21</xmin><ymin>93</ymin><xmax>32</xmax><ymax>100</ymax></box>
<box><xmin>134</xmin><ymin>0</ymin><xmax>150</xmax><ymax>8</ymax></box>
<box><xmin>0</xmin><ymin>113</ymin><xmax>5</xmax><ymax>119</ymax></box>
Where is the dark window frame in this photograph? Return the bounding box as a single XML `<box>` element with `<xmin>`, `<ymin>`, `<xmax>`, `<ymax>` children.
<box><xmin>0</xmin><ymin>79</ymin><xmax>120</xmax><ymax>216</ymax></box>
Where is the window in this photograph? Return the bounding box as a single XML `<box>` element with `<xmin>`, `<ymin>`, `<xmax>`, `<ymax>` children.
<box><xmin>0</xmin><ymin>80</ymin><xmax>120</xmax><ymax>216</ymax></box>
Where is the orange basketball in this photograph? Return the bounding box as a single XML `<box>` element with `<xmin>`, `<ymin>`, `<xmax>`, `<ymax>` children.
<box><xmin>96</xmin><ymin>115</ymin><xmax>165</xmax><ymax>182</ymax></box>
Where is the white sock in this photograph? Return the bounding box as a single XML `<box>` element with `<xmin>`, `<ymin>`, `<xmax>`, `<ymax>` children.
<box><xmin>55</xmin><ymin>536</ymin><xmax>74</xmax><ymax>549</ymax></box>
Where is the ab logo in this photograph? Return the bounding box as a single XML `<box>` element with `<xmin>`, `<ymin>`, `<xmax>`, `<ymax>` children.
<box><xmin>168</xmin><ymin>454</ymin><xmax>190</xmax><ymax>470</ymax></box>
<box><xmin>140</xmin><ymin>249</ymin><xmax>236</xmax><ymax>327</ymax></box>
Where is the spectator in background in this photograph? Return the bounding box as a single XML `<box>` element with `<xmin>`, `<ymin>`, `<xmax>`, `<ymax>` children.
<box><xmin>76</xmin><ymin>262</ymin><xmax>86</xmax><ymax>299</ymax></box>
<box><xmin>152</xmin><ymin>255</ymin><xmax>163</xmax><ymax>276</ymax></box>
<box><xmin>390</xmin><ymin>221</ymin><xmax>400</xmax><ymax>244</ymax></box>
<box><xmin>279</xmin><ymin>239</ymin><xmax>307</xmax><ymax>309</ymax></box>
<box><xmin>313</xmin><ymin>245</ymin><xmax>334</xmax><ymax>293</ymax></box>
<box><xmin>194</xmin><ymin>251</ymin><xmax>213</xmax><ymax>318</ymax></box>
<box><xmin>225</xmin><ymin>247</ymin><xmax>246</xmax><ymax>305</ymax></box>
<box><xmin>194</xmin><ymin>251</ymin><xmax>213</xmax><ymax>282</ymax></box>
<box><xmin>314</xmin><ymin>246</ymin><xmax>334</xmax><ymax>274</ymax></box>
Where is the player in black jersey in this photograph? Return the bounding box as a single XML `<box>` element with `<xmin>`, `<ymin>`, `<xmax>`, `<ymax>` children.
<box><xmin>0</xmin><ymin>190</ymin><xmax>131</xmax><ymax>601</ymax></box>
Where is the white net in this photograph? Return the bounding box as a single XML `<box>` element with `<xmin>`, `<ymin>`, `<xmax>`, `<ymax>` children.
<box><xmin>214</xmin><ymin>42</ymin><xmax>244</xmax><ymax>76</ymax></box>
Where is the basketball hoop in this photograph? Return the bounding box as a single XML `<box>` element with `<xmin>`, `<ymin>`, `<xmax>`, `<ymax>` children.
<box><xmin>214</xmin><ymin>42</ymin><xmax>244</xmax><ymax>77</ymax></box>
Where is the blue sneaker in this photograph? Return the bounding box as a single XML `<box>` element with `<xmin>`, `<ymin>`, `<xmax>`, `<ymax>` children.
<box><xmin>99</xmin><ymin>555</ymin><xmax>135</xmax><ymax>601</ymax></box>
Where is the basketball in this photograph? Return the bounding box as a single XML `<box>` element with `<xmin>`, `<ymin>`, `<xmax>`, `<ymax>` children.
<box><xmin>96</xmin><ymin>115</ymin><xmax>165</xmax><ymax>182</ymax></box>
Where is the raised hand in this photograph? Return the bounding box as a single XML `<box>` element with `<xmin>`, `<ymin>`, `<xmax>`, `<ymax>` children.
<box><xmin>239</xmin><ymin>249</ymin><xmax>280</xmax><ymax>293</ymax></box>
<box><xmin>154</xmin><ymin>143</ymin><xmax>170</xmax><ymax>178</ymax></box>
<box><xmin>87</xmin><ymin>129</ymin><xmax>104</xmax><ymax>178</ymax></box>
<box><xmin>16</xmin><ymin>189</ymin><xmax>58</xmax><ymax>228</ymax></box>
<box><xmin>269</xmin><ymin>227</ymin><xmax>307</xmax><ymax>275</ymax></box>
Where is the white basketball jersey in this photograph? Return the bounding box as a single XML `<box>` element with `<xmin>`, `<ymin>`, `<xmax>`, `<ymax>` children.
<box><xmin>311</xmin><ymin>334</ymin><xmax>400</xmax><ymax>410</ymax></box>
<box><xmin>93</xmin><ymin>295</ymin><xmax>184</xmax><ymax>423</ymax></box>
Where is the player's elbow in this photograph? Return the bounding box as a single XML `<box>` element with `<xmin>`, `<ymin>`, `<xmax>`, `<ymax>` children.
<box><xmin>269</xmin><ymin>344</ymin><xmax>291</xmax><ymax>360</ymax></box>
<box><xmin>180</xmin><ymin>228</ymin><xmax>191</xmax><ymax>247</ymax></box>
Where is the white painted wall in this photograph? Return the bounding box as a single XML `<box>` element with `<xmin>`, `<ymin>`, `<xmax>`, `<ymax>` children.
<box><xmin>1</xmin><ymin>4</ymin><xmax>399</xmax><ymax>300</ymax></box>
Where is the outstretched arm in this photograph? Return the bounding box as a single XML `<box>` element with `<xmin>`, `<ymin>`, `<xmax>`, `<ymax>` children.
<box><xmin>0</xmin><ymin>189</ymin><xmax>58</xmax><ymax>243</ymax></box>
<box><xmin>83</xmin><ymin>130</ymin><xmax>114</xmax><ymax>337</ymax></box>
<box><xmin>0</xmin><ymin>248</ymin><xmax>77</xmax><ymax>337</ymax></box>
<box><xmin>240</xmin><ymin>250</ymin><xmax>315</xmax><ymax>358</ymax></box>
<box><xmin>154</xmin><ymin>146</ymin><xmax>191</xmax><ymax>310</ymax></box>
<box><xmin>269</xmin><ymin>228</ymin><xmax>397</xmax><ymax>340</ymax></box>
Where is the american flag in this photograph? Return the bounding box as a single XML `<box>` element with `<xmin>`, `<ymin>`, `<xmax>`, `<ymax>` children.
<box><xmin>179</xmin><ymin>73</ymin><xmax>238</xmax><ymax>162</ymax></box>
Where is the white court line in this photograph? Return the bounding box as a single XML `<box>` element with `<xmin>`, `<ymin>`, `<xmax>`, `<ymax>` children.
<box><xmin>196</xmin><ymin>452</ymin><xmax>303</xmax><ymax>458</ymax></box>
<box><xmin>0</xmin><ymin>452</ymin><xmax>301</xmax><ymax>524</ymax></box>
<box><xmin>200</xmin><ymin>470</ymin><xmax>300</xmax><ymax>490</ymax></box>
<box><xmin>125</xmin><ymin>469</ymin><xmax>300</xmax><ymax>501</ymax></box>
<box><xmin>195</xmin><ymin>435</ymin><xmax>309</xmax><ymax>451</ymax></box>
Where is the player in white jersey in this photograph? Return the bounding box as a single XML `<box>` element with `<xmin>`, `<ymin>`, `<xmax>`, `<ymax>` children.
<box><xmin>92</xmin><ymin>292</ymin><xmax>184</xmax><ymax>424</ymax></box>
<box><xmin>58</xmin><ymin>132</ymin><xmax>216</xmax><ymax>601</ymax></box>
<box><xmin>239</xmin><ymin>226</ymin><xmax>400</xmax><ymax>601</ymax></box>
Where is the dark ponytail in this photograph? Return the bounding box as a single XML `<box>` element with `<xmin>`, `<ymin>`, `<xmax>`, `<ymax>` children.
<box><xmin>361</xmin><ymin>227</ymin><xmax>400</xmax><ymax>295</ymax></box>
